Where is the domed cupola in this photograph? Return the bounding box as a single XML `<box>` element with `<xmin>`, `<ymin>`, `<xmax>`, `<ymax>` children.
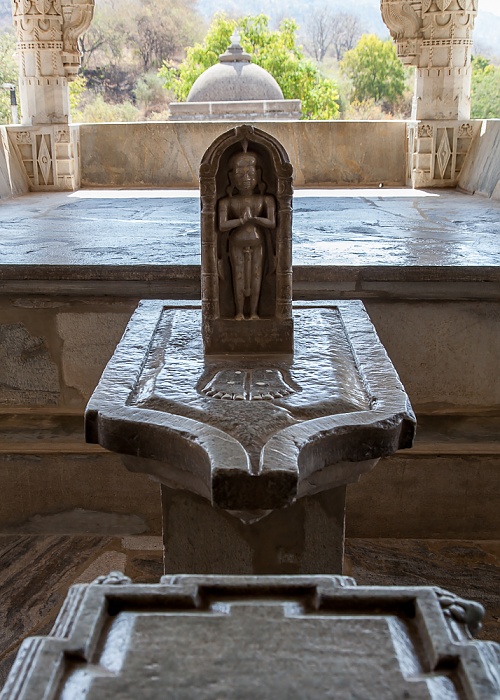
<box><xmin>169</xmin><ymin>33</ymin><xmax>301</xmax><ymax>122</ymax></box>
<box><xmin>186</xmin><ymin>34</ymin><xmax>284</xmax><ymax>103</ymax></box>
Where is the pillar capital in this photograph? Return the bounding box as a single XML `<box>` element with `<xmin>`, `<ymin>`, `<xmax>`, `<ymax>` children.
<box><xmin>11</xmin><ymin>0</ymin><xmax>94</xmax><ymax>125</ymax></box>
<box><xmin>381</xmin><ymin>0</ymin><xmax>478</xmax><ymax>120</ymax></box>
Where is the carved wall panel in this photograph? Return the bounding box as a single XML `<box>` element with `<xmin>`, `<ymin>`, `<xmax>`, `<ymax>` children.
<box><xmin>7</xmin><ymin>124</ymin><xmax>80</xmax><ymax>190</ymax></box>
<box><xmin>407</xmin><ymin>119</ymin><xmax>479</xmax><ymax>187</ymax></box>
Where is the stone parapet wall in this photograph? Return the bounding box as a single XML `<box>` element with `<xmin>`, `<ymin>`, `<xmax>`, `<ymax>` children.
<box><xmin>0</xmin><ymin>127</ymin><xmax>29</xmax><ymax>200</ymax></box>
<box><xmin>3</xmin><ymin>119</ymin><xmax>499</xmax><ymax>195</ymax></box>
<box><xmin>79</xmin><ymin>120</ymin><xmax>407</xmax><ymax>189</ymax></box>
<box><xmin>169</xmin><ymin>100</ymin><xmax>302</xmax><ymax>121</ymax></box>
<box><xmin>459</xmin><ymin>119</ymin><xmax>500</xmax><ymax>200</ymax></box>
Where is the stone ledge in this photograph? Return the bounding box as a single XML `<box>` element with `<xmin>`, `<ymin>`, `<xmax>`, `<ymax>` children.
<box><xmin>1</xmin><ymin>265</ymin><xmax>499</xmax><ymax>301</ymax></box>
<box><xmin>1</xmin><ymin>410</ymin><xmax>498</xmax><ymax>456</ymax></box>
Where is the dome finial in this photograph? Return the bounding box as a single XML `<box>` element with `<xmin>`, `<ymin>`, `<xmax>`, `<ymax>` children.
<box><xmin>219</xmin><ymin>31</ymin><xmax>251</xmax><ymax>63</ymax></box>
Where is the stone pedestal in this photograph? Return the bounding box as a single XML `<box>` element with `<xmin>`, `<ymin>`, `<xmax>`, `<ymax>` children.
<box><xmin>3</xmin><ymin>573</ymin><xmax>499</xmax><ymax>699</ymax></box>
<box><xmin>86</xmin><ymin>300</ymin><xmax>415</xmax><ymax>574</ymax></box>
<box><xmin>161</xmin><ymin>486</ymin><xmax>346</xmax><ymax>575</ymax></box>
<box><xmin>6</xmin><ymin>124</ymin><xmax>80</xmax><ymax>191</ymax></box>
<box><xmin>85</xmin><ymin>127</ymin><xmax>415</xmax><ymax>576</ymax></box>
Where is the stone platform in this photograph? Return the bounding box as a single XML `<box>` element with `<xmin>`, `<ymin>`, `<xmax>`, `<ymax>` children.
<box><xmin>0</xmin><ymin>188</ymin><xmax>499</xmax><ymax>269</ymax></box>
<box><xmin>2</xmin><ymin>570</ymin><xmax>499</xmax><ymax>699</ymax></box>
<box><xmin>0</xmin><ymin>187</ymin><xmax>498</xmax><ymax>615</ymax></box>
<box><xmin>0</xmin><ymin>187</ymin><xmax>498</xmax><ymax>542</ymax></box>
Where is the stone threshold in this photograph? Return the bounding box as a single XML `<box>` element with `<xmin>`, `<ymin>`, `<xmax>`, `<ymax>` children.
<box><xmin>1</xmin><ymin>409</ymin><xmax>499</xmax><ymax>456</ymax></box>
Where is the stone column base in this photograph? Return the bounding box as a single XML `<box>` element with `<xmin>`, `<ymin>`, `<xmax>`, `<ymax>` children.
<box><xmin>407</xmin><ymin>120</ymin><xmax>480</xmax><ymax>189</ymax></box>
<box><xmin>161</xmin><ymin>486</ymin><xmax>346</xmax><ymax>575</ymax></box>
<box><xmin>6</xmin><ymin>124</ymin><xmax>80</xmax><ymax>191</ymax></box>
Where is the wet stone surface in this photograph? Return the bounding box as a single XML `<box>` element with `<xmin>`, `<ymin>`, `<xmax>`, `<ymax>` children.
<box><xmin>132</xmin><ymin>307</ymin><xmax>370</xmax><ymax>468</ymax></box>
<box><xmin>1</xmin><ymin>189</ymin><xmax>499</xmax><ymax>267</ymax></box>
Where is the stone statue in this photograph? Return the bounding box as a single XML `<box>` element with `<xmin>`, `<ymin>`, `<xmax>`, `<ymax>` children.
<box><xmin>218</xmin><ymin>147</ymin><xmax>276</xmax><ymax>320</ymax></box>
<box><xmin>200</xmin><ymin>124</ymin><xmax>294</xmax><ymax>354</ymax></box>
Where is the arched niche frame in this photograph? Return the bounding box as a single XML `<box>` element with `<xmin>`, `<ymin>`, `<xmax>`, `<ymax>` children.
<box><xmin>200</xmin><ymin>125</ymin><xmax>294</xmax><ymax>355</ymax></box>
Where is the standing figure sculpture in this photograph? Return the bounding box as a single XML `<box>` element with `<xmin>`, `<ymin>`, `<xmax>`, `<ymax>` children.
<box><xmin>218</xmin><ymin>148</ymin><xmax>276</xmax><ymax>320</ymax></box>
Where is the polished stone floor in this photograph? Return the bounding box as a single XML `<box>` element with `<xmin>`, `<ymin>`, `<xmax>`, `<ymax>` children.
<box><xmin>0</xmin><ymin>536</ymin><xmax>499</xmax><ymax>689</ymax></box>
<box><xmin>0</xmin><ymin>188</ymin><xmax>499</xmax><ymax>267</ymax></box>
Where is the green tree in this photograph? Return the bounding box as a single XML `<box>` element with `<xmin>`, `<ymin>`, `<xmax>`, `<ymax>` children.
<box><xmin>0</xmin><ymin>31</ymin><xmax>18</xmax><ymax>124</ymax></box>
<box><xmin>72</xmin><ymin>94</ymin><xmax>140</xmax><ymax>123</ymax></box>
<box><xmin>340</xmin><ymin>34</ymin><xmax>406</xmax><ymax>111</ymax></box>
<box><xmin>471</xmin><ymin>55</ymin><xmax>500</xmax><ymax>119</ymax></box>
<box><xmin>134</xmin><ymin>71</ymin><xmax>169</xmax><ymax>116</ymax></box>
<box><xmin>159</xmin><ymin>14</ymin><xmax>340</xmax><ymax>120</ymax></box>
<box><xmin>69</xmin><ymin>75</ymin><xmax>87</xmax><ymax>114</ymax></box>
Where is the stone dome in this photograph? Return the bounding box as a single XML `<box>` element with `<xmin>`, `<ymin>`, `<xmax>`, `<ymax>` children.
<box><xmin>186</xmin><ymin>35</ymin><xmax>284</xmax><ymax>103</ymax></box>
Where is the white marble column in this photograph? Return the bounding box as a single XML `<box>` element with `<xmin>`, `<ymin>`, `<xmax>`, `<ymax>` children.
<box><xmin>381</xmin><ymin>0</ymin><xmax>480</xmax><ymax>187</ymax></box>
<box><xmin>7</xmin><ymin>0</ymin><xmax>94</xmax><ymax>190</ymax></box>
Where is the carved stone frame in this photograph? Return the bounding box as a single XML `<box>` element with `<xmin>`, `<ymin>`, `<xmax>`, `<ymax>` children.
<box><xmin>200</xmin><ymin>125</ymin><xmax>294</xmax><ymax>354</ymax></box>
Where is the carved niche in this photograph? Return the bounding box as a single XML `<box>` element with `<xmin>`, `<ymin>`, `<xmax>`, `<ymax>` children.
<box><xmin>200</xmin><ymin>125</ymin><xmax>294</xmax><ymax>355</ymax></box>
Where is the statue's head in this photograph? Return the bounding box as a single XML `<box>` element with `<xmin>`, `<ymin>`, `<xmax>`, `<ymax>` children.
<box><xmin>227</xmin><ymin>146</ymin><xmax>265</xmax><ymax>196</ymax></box>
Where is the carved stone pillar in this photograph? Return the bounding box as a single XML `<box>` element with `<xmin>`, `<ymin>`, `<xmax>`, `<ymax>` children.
<box><xmin>381</xmin><ymin>0</ymin><xmax>480</xmax><ymax>187</ymax></box>
<box><xmin>8</xmin><ymin>0</ymin><xmax>94</xmax><ymax>190</ymax></box>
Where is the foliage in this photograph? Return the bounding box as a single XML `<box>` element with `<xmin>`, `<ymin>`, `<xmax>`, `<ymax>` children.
<box><xmin>78</xmin><ymin>0</ymin><xmax>132</xmax><ymax>70</ymax></box>
<box><xmin>0</xmin><ymin>30</ymin><xmax>18</xmax><ymax>124</ymax></box>
<box><xmin>134</xmin><ymin>0</ymin><xmax>200</xmax><ymax>71</ymax></box>
<box><xmin>471</xmin><ymin>55</ymin><xmax>500</xmax><ymax>118</ymax></box>
<box><xmin>79</xmin><ymin>0</ymin><xmax>201</xmax><ymax>109</ymax></box>
<box><xmin>72</xmin><ymin>94</ymin><xmax>140</xmax><ymax>123</ymax></box>
<box><xmin>134</xmin><ymin>71</ymin><xmax>169</xmax><ymax>116</ymax></box>
<box><xmin>340</xmin><ymin>34</ymin><xmax>406</xmax><ymax>110</ymax></box>
<box><xmin>69</xmin><ymin>76</ymin><xmax>87</xmax><ymax>113</ymax></box>
<box><xmin>159</xmin><ymin>13</ymin><xmax>340</xmax><ymax>120</ymax></box>
<box><xmin>82</xmin><ymin>66</ymin><xmax>139</xmax><ymax>104</ymax></box>
<box><xmin>79</xmin><ymin>0</ymin><xmax>202</xmax><ymax>72</ymax></box>
<box><xmin>344</xmin><ymin>98</ymin><xmax>391</xmax><ymax>120</ymax></box>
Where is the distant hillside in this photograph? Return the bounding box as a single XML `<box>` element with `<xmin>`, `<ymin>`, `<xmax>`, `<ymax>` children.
<box><xmin>196</xmin><ymin>0</ymin><xmax>388</xmax><ymax>35</ymax></box>
<box><xmin>474</xmin><ymin>11</ymin><xmax>500</xmax><ymax>60</ymax></box>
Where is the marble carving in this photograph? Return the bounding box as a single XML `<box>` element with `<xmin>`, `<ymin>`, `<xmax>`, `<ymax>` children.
<box><xmin>7</xmin><ymin>0</ymin><xmax>95</xmax><ymax>190</ymax></box>
<box><xmin>201</xmin><ymin>124</ymin><xmax>293</xmax><ymax>354</ymax></box>
<box><xmin>86</xmin><ymin>126</ymin><xmax>415</xmax><ymax>514</ymax></box>
<box><xmin>381</xmin><ymin>0</ymin><xmax>480</xmax><ymax>187</ymax></box>
<box><xmin>2</xmin><ymin>574</ymin><xmax>499</xmax><ymax>699</ymax></box>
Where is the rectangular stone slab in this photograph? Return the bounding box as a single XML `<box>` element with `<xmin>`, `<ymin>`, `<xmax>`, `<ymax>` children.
<box><xmin>2</xmin><ymin>574</ymin><xmax>499</xmax><ymax>699</ymax></box>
